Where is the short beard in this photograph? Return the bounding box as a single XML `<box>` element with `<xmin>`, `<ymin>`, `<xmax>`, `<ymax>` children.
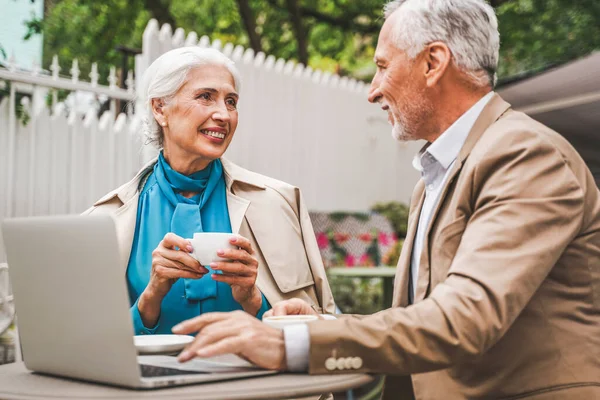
<box><xmin>390</xmin><ymin>95</ymin><xmax>434</xmax><ymax>142</ymax></box>
<box><xmin>391</xmin><ymin>114</ymin><xmax>418</xmax><ymax>142</ymax></box>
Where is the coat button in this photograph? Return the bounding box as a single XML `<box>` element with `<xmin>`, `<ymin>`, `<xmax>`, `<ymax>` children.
<box><xmin>325</xmin><ymin>357</ymin><xmax>337</xmax><ymax>371</ymax></box>
<box><xmin>351</xmin><ymin>357</ymin><xmax>363</xmax><ymax>369</ymax></box>
<box><xmin>343</xmin><ymin>357</ymin><xmax>353</xmax><ymax>370</ymax></box>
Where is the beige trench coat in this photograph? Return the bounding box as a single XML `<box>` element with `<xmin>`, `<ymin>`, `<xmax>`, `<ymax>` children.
<box><xmin>83</xmin><ymin>157</ymin><xmax>335</xmax><ymax>314</ymax></box>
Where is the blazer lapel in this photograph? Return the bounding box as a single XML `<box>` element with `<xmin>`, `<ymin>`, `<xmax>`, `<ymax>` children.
<box><xmin>414</xmin><ymin>161</ymin><xmax>463</xmax><ymax>302</ymax></box>
<box><xmin>226</xmin><ymin>190</ymin><xmax>250</xmax><ymax>234</ymax></box>
<box><xmin>457</xmin><ymin>94</ymin><xmax>511</xmax><ymax>163</ymax></box>
<box><xmin>221</xmin><ymin>157</ymin><xmax>264</xmax><ymax>235</ymax></box>
<box><xmin>392</xmin><ymin>180</ymin><xmax>425</xmax><ymax>308</ymax></box>
<box><xmin>113</xmin><ymin>193</ymin><xmax>139</xmax><ymax>273</ymax></box>
<box><xmin>413</xmin><ymin>93</ymin><xmax>512</xmax><ymax>302</ymax></box>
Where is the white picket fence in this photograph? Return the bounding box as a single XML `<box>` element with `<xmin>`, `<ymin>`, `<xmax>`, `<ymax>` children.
<box><xmin>0</xmin><ymin>59</ymin><xmax>144</xmax><ymax>262</ymax></box>
<box><xmin>0</xmin><ymin>19</ymin><xmax>422</xmax><ymax>262</ymax></box>
<box><xmin>135</xmin><ymin>19</ymin><xmax>422</xmax><ymax>212</ymax></box>
<box><xmin>0</xmin><ymin>101</ymin><xmax>144</xmax><ymax>217</ymax></box>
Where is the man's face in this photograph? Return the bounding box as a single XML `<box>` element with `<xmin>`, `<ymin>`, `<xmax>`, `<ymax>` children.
<box><xmin>368</xmin><ymin>10</ymin><xmax>434</xmax><ymax>142</ymax></box>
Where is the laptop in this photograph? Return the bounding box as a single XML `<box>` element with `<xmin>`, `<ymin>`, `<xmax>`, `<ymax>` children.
<box><xmin>1</xmin><ymin>214</ymin><xmax>276</xmax><ymax>389</ymax></box>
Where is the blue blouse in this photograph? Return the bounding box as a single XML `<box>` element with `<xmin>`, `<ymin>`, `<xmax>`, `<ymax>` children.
<box><xmin>126</xmin><ymin>154</ymin><xmax>269</xmax><ymax>335</ymax></box>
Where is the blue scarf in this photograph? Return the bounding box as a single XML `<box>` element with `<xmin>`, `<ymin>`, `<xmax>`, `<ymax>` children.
<box><xmin>138</xmin><ymin>152</ymin><xmax>232</xmax><ymax>301</ymax></box>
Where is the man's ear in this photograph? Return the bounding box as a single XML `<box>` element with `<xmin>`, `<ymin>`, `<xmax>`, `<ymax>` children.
<box><xmin>151</xmin><ymin>98</ymin><xmax>167</xmax><ymax>127</ymax></box>
<box><xmin>423</xmin><ymin>41</ymin><xmax>452</xmax><ymax>87</ymax></box>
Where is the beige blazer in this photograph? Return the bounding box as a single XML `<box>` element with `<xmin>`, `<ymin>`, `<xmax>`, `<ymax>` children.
<box><xmin>307</xmin><ymin>94</ymin><xmax>600</xmax><ymax>399</ymax></box>
<box><xmin>83</xmin><ymin>157</ymin><xmax>335</xmax><ymax>314</ymax></box>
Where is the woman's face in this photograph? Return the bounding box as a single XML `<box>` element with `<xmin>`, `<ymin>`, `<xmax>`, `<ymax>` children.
<box><xmin>155</xmin><ymin>64</ymin><xmax>239</xmax><ymax>172</ymax></box>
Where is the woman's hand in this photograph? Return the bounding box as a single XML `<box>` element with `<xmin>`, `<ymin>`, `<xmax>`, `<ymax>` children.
<box><xmin>138</xmin><ymin>233</ymin><xmax>208</xmax><ymax>327</ymax></box>
<box><xmin>210</xmin><ymin>236</ymin><xmax>263</xmax><ymax>315</ymax></box>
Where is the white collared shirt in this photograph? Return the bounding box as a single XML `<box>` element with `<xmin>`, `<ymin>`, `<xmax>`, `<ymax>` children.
<box><xmin>409</xmin><ymin>91</ymin><xmax>494</xmax><ymax>301</ymax></box>
<box><xmin>283</xmin><ymin>91</ymin><xmax>495</xmax><ymax>372</ymax></box>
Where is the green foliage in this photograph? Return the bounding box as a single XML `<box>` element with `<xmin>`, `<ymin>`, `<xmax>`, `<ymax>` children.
<box><xmin>328</xmin><ymin>211</ymin><xmax>369</xmax><ymax>222</ymax></box>
<box><xmin>42</xmin><ymin>0</ymin><xmax>149</xmax><ymax>84</ymax></box>
<box><xmin>22</xmin><ymin>0</ymin><xmax>600</xmax><ymax>86</ymax></box>
<box><xmin>325</xmin><ymin>228</ymin><xmax>348</xmax><ymax>266</ymax></box>
<box><xmin>23</xmin><ymin>14</ymin><xmax>43</xmax><ymax>40</ymax></box>
<box><xmin>37</xmin><ymin>0</ymin><xmax>383</xmax><ymax>81</ymax></box>
<box><xmin>370</xmin><ymin>201</ymin><xmax>408</xmax><ymax>266</ymax></box>
<box><xmin>371</xmin><ymin>201</ymin><xmax>409</xmax><ymax>239</ymax></box>
<box><xmin>364</xmin><ymin>229</ymin><xmax>381</xmax><ymax>266</ymax></box>
<box><xmin>382</xmin><ymin>239</ymin><xmax>403</xmax><ymax>267</ymax></box>
<box><xmin>0</xmin><ymin>81</ymin><xmax>32</xmax><ymax>125</ymax></box>
<box><xmin>328</xmin><ymin>275</ymin><xmax>383</xmax><ymax>314</ymax></box>
<box><xmin>170</xmin><ymin>0</ymin><xmax>245</xmax><ymax>45</ymax></box>
<box><xmin>44</xmin><ymin>89</ymin><xmax>69</xmax><ymax>108</ymax></box>
<box><xmin>496</xmin><ymin>0</ymin><xmax>600</xmax><ymax>77</ymax></box>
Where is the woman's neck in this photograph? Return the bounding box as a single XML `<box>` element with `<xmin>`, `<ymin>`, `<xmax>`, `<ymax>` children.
<box><xmin>162</xmin><ymin>147</ymin><xmax>211</xmax><ymax>176</ymax></box>
<box><xmin>179</xmin><ymin>191</ymin><xmax>198</xmax><ymax>199</ymax></box>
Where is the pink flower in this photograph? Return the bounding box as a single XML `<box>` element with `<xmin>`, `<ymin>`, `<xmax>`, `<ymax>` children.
<box><xmin>379</xmin><ymin>232</ymin><xmax>391</xmax><ymax>246</ymax></box>
<box><xmin>345</xmin><ymin>255</ymin><xmax>356</xmax><ymax>267</ymax></box>
<box><xmin>316</xmin><ymin>232</ymin><xmax>329</xmax><ymax>249</ymax></box>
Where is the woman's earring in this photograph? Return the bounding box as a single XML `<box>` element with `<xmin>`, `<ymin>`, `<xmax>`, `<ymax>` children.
<box><xmin>161</xmin><ymin>122</ymin><xmax>167</xmax><ymax>127</ymax></box>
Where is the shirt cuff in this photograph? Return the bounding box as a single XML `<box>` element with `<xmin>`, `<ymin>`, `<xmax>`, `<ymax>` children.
<box><xmin>131</xmin><ymin>297</ymin><xmax>160</xmax><ymax>335</ymax></box>
<box><xmin>283</xmin><ymin>324</ymin><xmax>310</xmax><ymax>372</ymax></box>
<box><xmin>320</xmin><ymin>314</ymin><xmax>337</xmax><ymax>320</ymax></box>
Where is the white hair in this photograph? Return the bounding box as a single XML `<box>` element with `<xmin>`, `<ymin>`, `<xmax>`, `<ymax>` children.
<box><xmin>383</xmin><ymin>0</ymin><xmax>499</xmax><ymax>87</ymax></box>
<box><xmin>138</xmin><ymin>46</ymin><xmax>242</xmax><ymax>148</ymax></box>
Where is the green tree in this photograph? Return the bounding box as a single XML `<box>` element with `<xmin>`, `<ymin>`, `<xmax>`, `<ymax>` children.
<box><xmin>496</xmin><ymin>0</ymin><xmax>600</xmax><ymax>78</ymax></box>
<box><xmin>15</xmin><ymin>0</ymin><xmax>600</xmax><ymax>83</ymax></box>
<box><xmin>41</xmin><ymin>0</ymin><xmax>149</xmax><ymax>84</ymax></box>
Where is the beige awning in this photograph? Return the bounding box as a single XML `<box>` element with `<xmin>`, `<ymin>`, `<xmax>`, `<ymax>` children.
<box><xmin>497</xmin><ymin>52</ymin><xmax>600</xmax><ymax>186</ymax></box>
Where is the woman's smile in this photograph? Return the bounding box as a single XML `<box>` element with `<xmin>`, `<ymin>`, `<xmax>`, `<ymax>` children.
<box><xmin>199</xmin><ymin>127</ymin><xmax>227</xmax><ymax>142</ymax></box>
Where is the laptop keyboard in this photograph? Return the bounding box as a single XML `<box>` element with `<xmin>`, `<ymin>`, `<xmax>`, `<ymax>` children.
<box><xmin>139</xmin><ymin>364</ymin><xmax>208</xmax><ymax>377</ymax></box>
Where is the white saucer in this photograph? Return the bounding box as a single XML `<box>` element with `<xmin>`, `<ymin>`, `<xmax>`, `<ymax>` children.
<box><xmin>134</xmin><ymin>334</ymin><xmax>194</xmax><ymax>354</ymax></box>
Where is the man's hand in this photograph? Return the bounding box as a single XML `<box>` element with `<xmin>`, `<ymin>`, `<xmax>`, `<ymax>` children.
<box><xmin>264</xmin><ymin>298</ymin><xmax>320</xmax><ymax>318</ymax></box>
<box><xmin>172</xmin><ymin>311</ymin><xmax>288</xmax><ymax>370</ymax></box>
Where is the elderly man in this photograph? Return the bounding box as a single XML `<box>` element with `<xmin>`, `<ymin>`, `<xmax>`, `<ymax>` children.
<box><xmin>172</xmin><ymin>0</ymin><xmax>600</xmax><ymax>399</ymax></box>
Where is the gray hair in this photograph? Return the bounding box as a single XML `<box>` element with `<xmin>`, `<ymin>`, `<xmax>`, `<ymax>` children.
<box><xmin>383</xmin><ymin>0</ymin><xmax>499</xmax><ymax>87</ymax></box>
<box><xmin>138</xmin><ymin>46</ymin><xmax>242</xmax><ymax>148</ymax></box>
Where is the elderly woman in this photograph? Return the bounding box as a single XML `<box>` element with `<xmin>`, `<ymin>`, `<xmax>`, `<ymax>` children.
<box><xmin>84</xmin><ymin>47</ymin><xmax>335</xmax><ymax>335</ymax></box>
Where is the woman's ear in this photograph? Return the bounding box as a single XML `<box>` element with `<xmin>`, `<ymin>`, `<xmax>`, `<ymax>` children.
<box><xmin>151</xmin><ymin>98</ymin><xmax>168</xmax><ymax>127</ymax></box>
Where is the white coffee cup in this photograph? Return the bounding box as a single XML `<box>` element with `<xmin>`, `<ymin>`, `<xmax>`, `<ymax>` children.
<box><xmin>187</xmin><ymin>233</ymin><xmax>238</xmax><ymax>266</ymax></box>
<box><xmin>262</xmin><ymin>315</ymin><xmax>319</xmax><ymax>329</ymax></box>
